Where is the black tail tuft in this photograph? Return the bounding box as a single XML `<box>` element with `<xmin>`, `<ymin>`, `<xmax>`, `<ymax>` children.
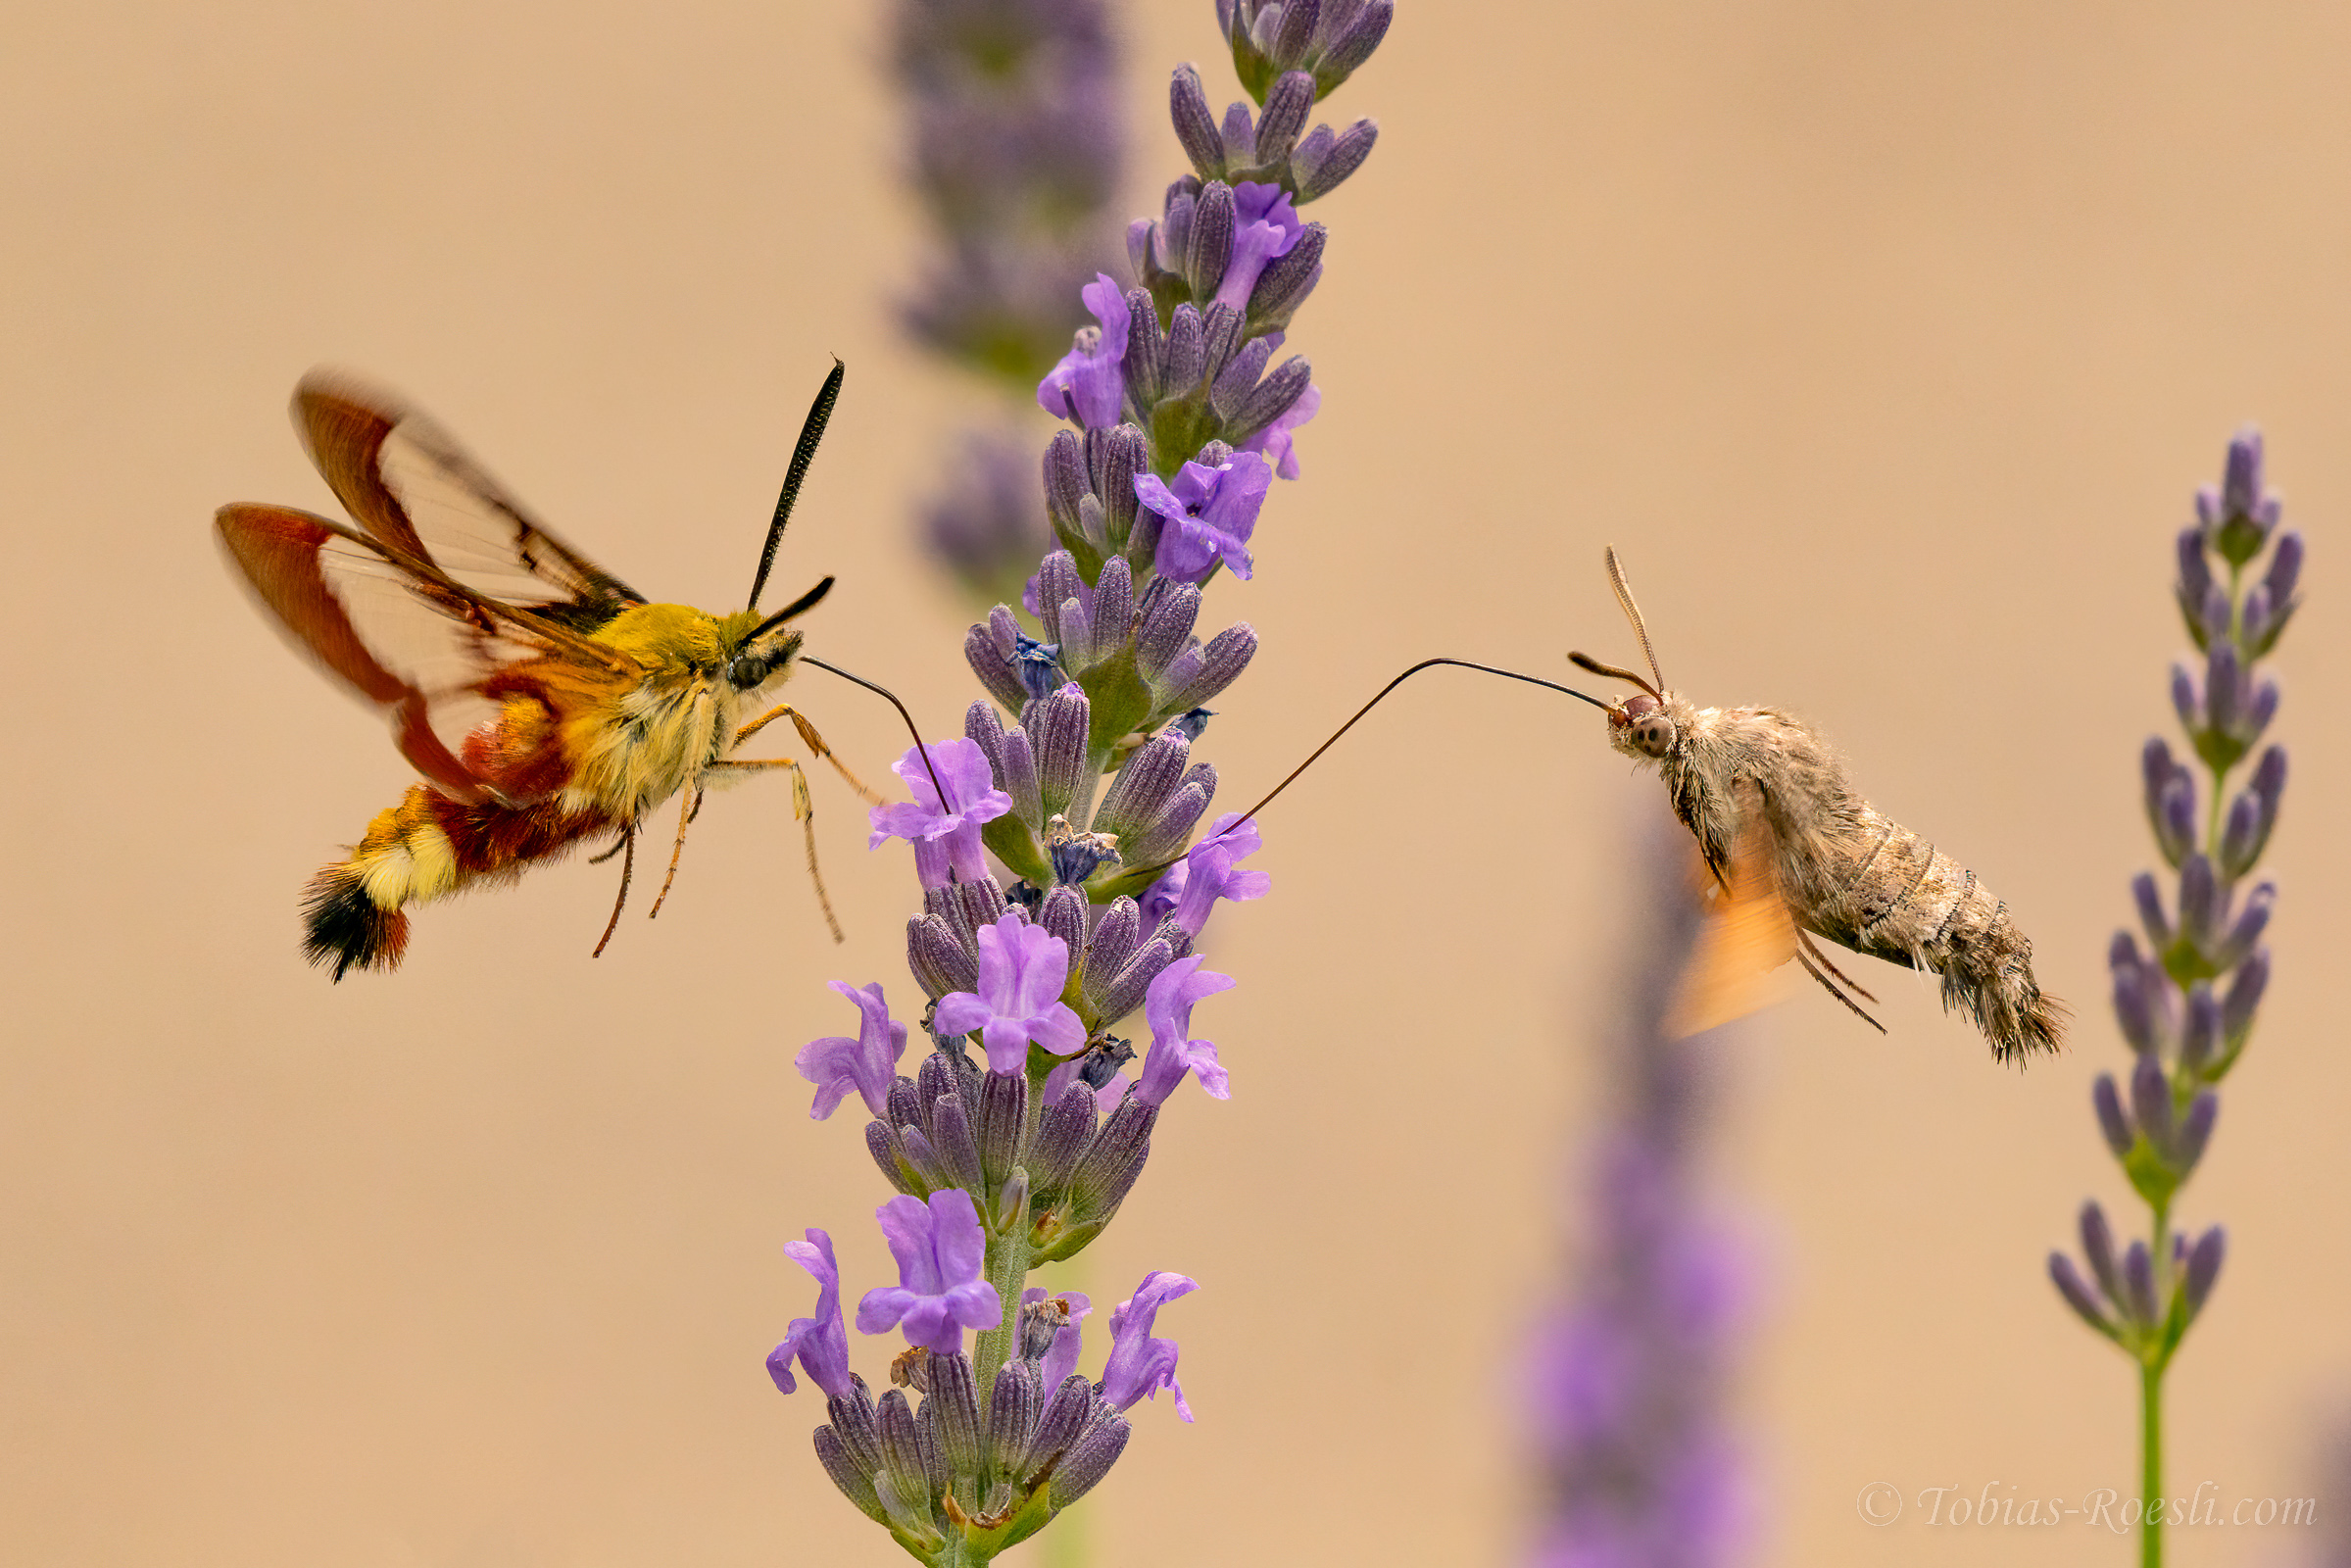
<box><xmin>301</xmin><ymin>865</ymin><xmax>409</xmax><ymax>980</ymax></box>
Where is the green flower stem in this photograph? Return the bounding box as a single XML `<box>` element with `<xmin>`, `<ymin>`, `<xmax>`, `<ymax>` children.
<box><xmin>2140</xmin><ymin>1357</ymin><xmax>2164</xmax><ymax>1568</ymax></box>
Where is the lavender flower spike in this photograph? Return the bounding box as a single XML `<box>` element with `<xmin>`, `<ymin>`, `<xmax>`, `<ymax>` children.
<box><xmin>797</xmin><ymin>981</ymin><xmax>909</xmax><ymax>1121</ymax></box>
<box><xmin>767</xmin><ymin>1228</ymin><xmax>855</xmax><ymax>1399</ymax></box>
<box><xmin>1136</xmin><ymin>955</ymin><xmax>1237</xmax><ymax>1106</ymax></box>
<box><xmin>1037</xmin><ymin>272</ymin><xmax>1131</xmax><ymax>430</ymax></box>
<box><xmin>1101</xmin><ymin>1271</ymin><xmax>1200</xmax><ymax>1421</ymax></box>
<box><xmin>934</xmin><ymin>910</ymin><xmax>1088</xmax><ymax>1074</ymax></box>
<box><xmin>1135</xmin><ymin>450</ymin><xmax>1275</xmax><ymax>583</ymax></box>
<box><xmin>855</xmin><ymin>1190</ymin><xmax>1003</xmax><ymax>1356</ymax></box>
<box><xmin>866</xmin><ymin>739</ymin><xmax>1012</xmax><ymax>890</ymax></box>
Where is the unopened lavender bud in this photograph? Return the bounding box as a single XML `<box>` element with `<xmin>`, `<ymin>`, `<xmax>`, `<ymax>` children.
<box><xmin>2171</xmin><ymin>662</ymin><xmax>2203</xmax><ymax>735</ymax></box>
<box><xmin>1051</xmin><ymin>1410</ymin><xmax>1132</xmax><ymax>1505</ymax></box>
<box><xmin>1069</xmin><ymin>1092</ymin><xmax>1155</xmax><ymax>1211</ymax></box>
<box><xmin>2132</xmin><ymin>871</ymin><xmax>2174</xmax><ymax>952</ymax></box>
<box><xmin>2130</xmin><ymin>1053</ymin><xmax>2175</xmax><ymax>1157</ymax></box>
<box><xmin>875</xmin><ymin>1390</ymin><xmax>931</xmax><ymax>1511</ymax></box>
<box><xmin>1123</xmin><ymin>293</ymin><xmax>1165</xmax><ymax>409</ymax></box>
<box><xmin>2092</xmin><ymin>1073</ymin><xmax>2134</xmax><ymax>1157</ymax></box>
<box><xmin>871</xmin><ymin>1472</ymin><xmax>939</xmax><ymax>1548</ymax></box>
<box><xmin>1038</xmin><ymin>886</ymin><xmax>1089</xmax><ymax>959</ymax></box>
<box><xmin>1296</xmin><ymin>117</ymin><xmax>1376</xmax><ymax>200</ymax></box>
<box><xmin>2264</xmin><ymin>529</ymin><xmax>2304</xmax><ymax>613</ymax></box>
<box><xmin>2176</xmin><ymin>526</ymin><xmax>2214</xmax><ymax>631</ymax></box>
<box><xmin>1044</xmin><ymin>430</ymin><xmax>1089</xmax><ymax>534</ymax></box>
<box><xmin>1199</xmin><ymin>302</ymin><xmax>1247</xmax><ymax>384</ymax></box>
<box><xmin>2179</xmin><ymin>982</ymin><xmax>2221</xmax><ymax>1075</ymax></box>
<box><xmin>1185</xmin><ymin>182</ymin><xmax>1236</xmax><ymax>305</ymax></box>
<box><xmin>1218</xmin><ymin>100</ymin><xmax>1256</xmax><ymax>164</ymax></box>
<box><xmin>2049</xmin><ymin>1253</ymin><xmax>2117</xmax><ymax>1337</ymax></box>
<box><xmin>1126</xmin><ymin>217</ymin><xmax>1156</xmax><ymax>280</ymax></box>
<box><xmin>868</xmin><ymin>1121</ymin><xmax>926</xmax><ymax>1197</ymax></box>
<box><xmin>988</xmin><ymin>1362</ymin><xmax>1041</xmax><ymax>1477</ymax></box>
<box><xmin>930</xmin><ymin>1092</ymin><xmax>987</xmax><ymax>1194</ymax></box>
<box><xmin>814</xmin><ymin>1425</ymin><xmax>890</xmax><ymax>1523</ymax></box>
<box><xmin>1033</xmin><ymin>554</ymin><xmax>1085</xmax><ymax>642</ymax></box>
<box><xmin>2239</xmin><ymin>584</ymin><xmax>2274</xmax><ymax>650</ymax></box>
<box><xmin>992</xmin><ymin>1167</ymin><xmax>1028</xmax><ymax>1231</ymax></box>
<box><xmin>1027</xmin><ymin>1080</ymin><xmax>1101</xmax><ymax>1198</ymax></box>
<box><xmin>1167</xmin><ymin>623</ymin><xmax>1258</xmax><ymax>710</ymax></box>
<box><xmin>2204</xmin><ymin>642</ymin><xmax>2243</xmax><ymax>737</ymax></box>
<box><xmin>825</xmin><ymin>1375</ymin><xmax>886</xmax><ymax>1475</ymax></box>
<box><xmin>909</xmin><ymin>914</ymin><xmax>977</xmax><ymax>999</ymax></box>
<box><xmin>2183</xmin><ymin>1226</ymin><xmax>2227</xmax><ymax>1318</ymax></box>
<box><xmin>1098</xmin><ymin>427</ymin><xmax>1149</xmax><ymax>545</ymax></box>
<box><xmin>2122</xmin><ymin>1240</ymin><xmax>2159</xmax><ymax>1328</ymax></box>
<box><xmin>1246</xmin><ymin>220</ymin><xmax>1325</xmax><ymax>336</ymax></box>
<box><xmin>967</xmin><ymin>623</ymin><xmax>1028</xmax><ymax>712</ymax></box>
<box><xmin>1159</xmin><ymin>189</ymin><xmax>1196</xmax><ymax>271</ymax></box>
<box><xmin>915</xmin><ymin>1396</ymin><xmax>950</xmax><ymax>1499</ymax></box>
<box><xmin>2174</xmin><ymin>1091</ymin><xmax>2218</xmax><ymax>1174</ymax></box>
<box><xmin>1209</xmin><ymin>335</ymin><xmax>1274</xmax><ymax>420</ymax></box>
<box><xmin>2218</xmin><ymin>792</ymin><xmax>2262</xmax><ymax>879</ymax></box>
<box><xmin>1318</xmin><ymin>0</ymin><xmax>1392</xmax><ymax>82</ymax></box>
<box><xmin>1093</xmin><ymin>553</ymin><xmax>1136</xmax><ymax>641</ymax></box>
<box><xmin>1135</xmin><ymin>582</ymin><xmax>1202</xmax><ymax>679</ymax></box>
<box><xmin>1092</xmin><ymin>936</ymin><xmax>1176</xmax><ymax>1026</ymax></box>
<box><xmin>2140</xmin><ymin>737</ymin><xmax>2194</xmax><ymax>867</ymax></box>
<box><xmin>2197</xmin><ymin>581</ymin><xmax>2231</xmax><ymax>648</ymax></box>
<box><xmin>975</xmin><ymin>1067</ymin><xmax>1029</xmax><ymax>1188</ymax></box>
<box><xmin>1255</xmin><ymin>70</ymin><xmax>1315</xmax><ymax>157</ymax></box>
<box><xmin>2177</xmin><ymin>854</ymin><xmax>2220</xmax><ymax>955</ymax></box>
<box><xmin>2239</xmin><ymin>676</ymin><xmax>2278</xmax><ymax>743</ymax></box>
<box><xmin>2221</xmin><ymin>947</ymin><xmax>2268</xmax><ymax>1046</ymax></box>
<box><xmin>2081</xmin><ymin>1200</ymin><xmax>2124</xmax><ymax>1304</ymax></box>
<box><xmin>1094</xmin><ymin>732</ymin><xmax>1190</xmax><ymax>840</ymax></box>
<box><xmin>1082</xmin><ymin>897</ymin><xmax>1143</xmax><ymax>993</ymax></box>
<box><xmin>999</xmin><ymin>728</ymin><xmax>1044</xmax><ymax>832</ymax></box>
<box><xmin>1169</xmin><ymin>64</ymin><xmax>1226</xmax><ymax>179</ymax></box>
<box><xmin>2212</xmin><ymin>881</ymin><xmax>2275</xmax><ymax>969</ymax></box>
<box><xmin>1029</xmin><ymin>684</ymin><xmax>1095</xmax><ymax>821</ymax></box>
<box><xmin>1130</xmin><ymin>773</ymin><xmax>1214</xmax><ymax>866</ymax></box>
<box><xmin>2110</xmin><ymin>931</ymin><xmax>2166</xmax><ymax>1054</ymax></box>
<box><xmin>1020</xmin><ymin>1374</ymin><xmax>1095</xmax><ymax>1477</ymax></box>
<box><xmin>1270</xmin><ymin>0</ymin><xmax>1317</xmax><ymax>67</ymax></box>
<box><xmin>1225</xmin><ymin>354</ymin><xmax>1313</xmax><ymax>443</ymax></box>
<box><xmin>1057</xmin><ymin>595</ymin><xmax>1095</xmax><ymax>671</ymax></box>
<box><xmin>928</xmin><ymin>1352</ymin><xmax>986</xmax><ymax>1480</ymax></box>
<box><xmin>1161</xmin><ymin>304</ymin><xmax>1206</xmax><ymax>395</ymax></box>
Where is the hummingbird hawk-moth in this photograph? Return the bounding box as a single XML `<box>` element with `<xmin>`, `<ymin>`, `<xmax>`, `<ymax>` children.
<box><xmin>1571</xmin><ymin>547</ymin><xmax>2066</xmax><ymax>1062</ymax></box>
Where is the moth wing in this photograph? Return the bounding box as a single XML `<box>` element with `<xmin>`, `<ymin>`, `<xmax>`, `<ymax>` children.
<box><xmin>293</xmin><ymin>369</ymin><xmax>646</xmax><ymax>625</ymax></box>
<box><xmin>1665</xmin><ymin>784</ymin><xmax>1798</xmax><ymax>1038</ymax></box>
<box><xmin>217</xmin><ymin>503</ymin><xmax>638</xmax><ymax>806</ymax></box>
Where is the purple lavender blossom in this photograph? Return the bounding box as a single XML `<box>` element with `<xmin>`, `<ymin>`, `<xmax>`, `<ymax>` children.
<box><xmin>933</xmin><ymin>910</ymin><xmax>1087</xmax><ymax>1074</ymax></box>
<box><xmin>797</xmin><ymin>982</ymin><xmax>909</xmax><ymax>1122</ymax></box>
<box><xmin>1136</xmin><ymin>956</ymin><xmax>1236</xmax><ymax>1107</ymax></box>
<box><xmin>867</xmin><ymin>739</ymin><xmax>1013</xmax><ymax>890</ymax></box>
<box><xmin>1101</xmin><ymin>1271</ymin><xmax>1199</xmax><ymax>1421</ymax></box>
<box><xmin>1142</xmin><ymin>810</ymin><xmax>1270</xmax><ymax>937</ymax></box>
<box><xmin>856</xmin><ymin>1190</ymin><xmax>1003</xmax><ymax>1355</ymax></box>
<box><xmin>2048</xmin><ymin>427</ymin><xmax>2299</xmax><ymax>1565</ymax></box>
<box><xmin>1135</xmin><ymin>451</ymin><xmax>1274</xmax><ymax>583</ymax></box>
<box><xmin>1036</xmin><ymin>272</ymin><xmax>1132</xmax><ymax>430</ymax></box>
<box><xmin>767</xmin><ymin>1229</ymin><xmax>855</xmax><ymax>1399</ymax></box>
<box><xmin>1213</xmin><ymin>181</ymin><xmax>1305</xmax><ymax>312</ymax></box>
<box><xmin>1241</xmin><ymin>379</ymin><xmax>1319</xmax><ymax>479</ymax></box>
<box><xmin>1022</xmin><ymin>1287</ymin><xmax>1093</xmax><ymax>1392</ymax></box>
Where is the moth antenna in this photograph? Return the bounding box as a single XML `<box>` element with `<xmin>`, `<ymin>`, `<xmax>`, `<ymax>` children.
<box><xmin>747</xmin><ymin>575</ymin><xmax>836</xmax><ymax>640</ymax></box>
<box><xmin>1566</xmin><ymin>650</ymin><xmax>1662</xmax><ymax>701</ymax></box>
<box><xmin>1602</xmin><ymin>545</ymin><xmax>1668</xmax><ymax>697</ymax></box>
<box><xmin>1130</xmin><ymin>658</ymin><xmax>1608</xmax><ymax>877</ymax></box>
<box><xmin>748</xmin><ymin>358</ymin><xmax>845</xmax><ymax>612</ymax></box>
<box><xmin>800</xmin><ymin>656</ymin><xmax>955</xmax><ymax>814</ymax></box>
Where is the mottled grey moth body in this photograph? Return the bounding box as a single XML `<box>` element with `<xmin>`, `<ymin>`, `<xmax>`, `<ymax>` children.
<box><xmin>1572</xmin><ymin>548</ymin><xmax>2065</xmax><ymax>1063</ymax></box>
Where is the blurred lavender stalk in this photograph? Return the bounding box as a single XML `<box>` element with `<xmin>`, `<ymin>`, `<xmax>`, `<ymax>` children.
<box><xmin>2047</xmin><ymin>430</ymin><xmax>2300</xmax><ymax>1568</ymax></box>
<box><xmin>1527</xmin><ymin>822</ymin><xmax>1750</xmax><ymax>1568</ymax></box>
<box><xmin>893</xmin><ymin>0</ymin><xmax>1126</xmax><ymax>602</ymax></box>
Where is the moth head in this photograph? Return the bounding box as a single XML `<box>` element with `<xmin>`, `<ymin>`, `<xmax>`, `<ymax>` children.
<box><xmin>1610</xmin><ymin>691</ymin><xmax>1680</xmax><ymax>760</ymax></box>
<box><xmin>719</xmin><ymin>575</ymin><xmax>829</xmax><ymax>693</ymax></box>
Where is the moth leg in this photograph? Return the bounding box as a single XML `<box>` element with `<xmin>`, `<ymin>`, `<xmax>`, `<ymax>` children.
<box><xmin>705</xmin><ymin>756</ymin><xmax>846</xmax><ymax>944</ymax></box>
<box><xmin>591</xmin><ymin>821</ymin><xmax>637</xmax><ymax>957</ymax></box>
<box><xmin>735</xmin><ymin>703</ymin><xmax>883</xmax><ymax>805</ymax></box>
<box><xmin>1795</xmin><ymin>943</ymin><xmax>1887</xmax><ymax>1034</ymax></box>
<box><xmin>587</xmin><ymin>826</ymin><xmax>631</xmax><ymax>865</ymax></box>
<box><xmin>649</xmin><ymin>785</ymin><xmax>702</xmax><ymax>921</ymax></box>
<box><xmin>1795</xmin><ymin>930</ymin><xmax>1879</xmax><ymax>1004</ymax></box>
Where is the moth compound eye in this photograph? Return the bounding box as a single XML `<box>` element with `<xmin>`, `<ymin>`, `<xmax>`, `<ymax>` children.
<box><xmin>728</xmin><ymin>656</ymin><xmax>767</xmax><ymax>688</ymax></box>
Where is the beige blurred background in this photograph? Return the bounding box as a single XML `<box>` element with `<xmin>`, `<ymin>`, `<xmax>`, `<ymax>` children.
<box><xmin>7</xmin><ymin>1</ymin><xmax>2350</xmax><ymax>1563</ymax></box>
